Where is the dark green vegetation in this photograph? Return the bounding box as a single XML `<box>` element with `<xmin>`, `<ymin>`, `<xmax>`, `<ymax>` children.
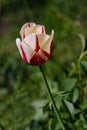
<box><xmin>0</xmin><ymin>0</ymin><xmax>87</xmax><ymax>129</ymax></box>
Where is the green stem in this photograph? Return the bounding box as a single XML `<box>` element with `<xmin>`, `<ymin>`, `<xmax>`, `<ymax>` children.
<box><xmin>78</xmin><ymin>51</ymin><xmax>87</xmax><ymax>62</ymax></box>
<box><xmin>39</xmin><ymin>66</ymin><xmax>66</xmax><ymax>130</ymax></box>
<box><xmin>78</xmin><ymin>51</ymin><xmax>87</xmax><ymax>81</ymax></box>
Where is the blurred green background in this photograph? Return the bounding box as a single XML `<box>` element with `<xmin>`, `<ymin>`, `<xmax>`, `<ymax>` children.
<box><xmin>0</xmin><ymin>0</ymin><xmax>87</xmax><ymax>129</ymax></box>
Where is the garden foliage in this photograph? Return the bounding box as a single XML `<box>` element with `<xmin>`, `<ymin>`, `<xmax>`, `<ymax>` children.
<box><xmin>0</xmin><ymin>0</ymin><xmax>87</xmax><ymax>129</ymax></box>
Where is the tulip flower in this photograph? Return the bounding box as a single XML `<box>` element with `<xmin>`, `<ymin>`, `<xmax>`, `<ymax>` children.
<box><xmin>16</xmin><ymin>22</ymin><xmax>54</xmax><ymax>65</ymax></box>
<box><xmin>16</xmin><ymin>23</ymin><xmax>65</xmax><ymax>130</ymax></box>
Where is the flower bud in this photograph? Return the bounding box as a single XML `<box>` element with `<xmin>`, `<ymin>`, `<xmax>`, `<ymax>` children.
<box><xmin>16</xmin><ymin>22</ymin><xmax>54</xmax><ymax>66</ymax></box>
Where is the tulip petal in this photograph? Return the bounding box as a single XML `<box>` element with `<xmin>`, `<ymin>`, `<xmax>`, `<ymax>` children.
<box><xmin>20</xmin><ymin>22</ymin><xmax>36</xmax><ymax>33</ymax></box>
<box><xmin>27</xmin><ymin>22</ymin><xmax>36</xmax><ymax>28</ymax></box>
<box><xmin>35</xmin><ymin>35</ymin><xmax>40</xmax><ymax>52</ymax></box>
<box><xmin>30</xmin><ymin>53</ymin><xmax>46</xmax><ymax>65</ymax></box>
<box><xmin>33</xmin><ymin>25</ymin><xmax>45</xmax><ymax>34</ymax></box>
<box><xmin>23</xmin><ymin>25</ymin><xmax>45</xmax><ymax>38</ymax></box>
<box><xmin>20</xmin><ymin>45</ymin><xmax>29</xmax><ymax>63</ymax></box>
<box><xmin>40</xmin><ymin>30</ymin><xmax>54</xmax><ymax>53</ymax></box>
<box><xmin>37</xmin><ymin>34</ymin><xmax>50</xmax><ymax>47</ymax></box>
<box><xmin>38</xmin><ymin>49</ymin><xmax>50</xmax><ymax>61</ymax></box>
<box><xmin>24</xmin><ymin>34</ymin><xmax>37</xmax><ymax>51</ymax></box>
<box><xmin>30</xmin><ymin>49</ymin><xmax>50</xmax><ymax>66</ymax></box>
<box><xmin>20</xmin><ymin>22</ymin><xmax>36</xmax><ymax>39</ymax></box>
<box><xmin>20</xmin><ymin>23</ymin><xmax>45</xmax><ymax>40</ymax></box>
<box><xmin>16</xmin><ymin>38</ymin><xmax>35</xmax><ymax>63</ymax></box>
<box><xmin>42</xmin><ymin>26</ymin><xmax>45</xmax><ymax>33</ymax></box>
<box><xmin>16</xmin><ymin>22</ymin><xmax>54</xmax><ymax>66</ymax></box>
<box><xmin>30</xmin><ymin>25</ymin><xmax>45</xmax><ymax>34</ymax></box>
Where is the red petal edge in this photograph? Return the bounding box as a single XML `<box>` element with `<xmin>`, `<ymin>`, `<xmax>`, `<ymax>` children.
<box><xmin>35</xmin><ymin>35</ymin><xmax>40</xmax><ymax>52</ymax></box>
<box><xmin>20</xmin><ymin>45</ymin><xmax>29</xmax><ymax>63</ymax></box>
<box><xmin>30</xmin><ymin>49</ymin><xmax>50</xmax><ymax>66</ymax></box>
<box><xmin>42</xmin><ymin>26</ymin><xmax>45</xmax><ymax>33</ymax></box>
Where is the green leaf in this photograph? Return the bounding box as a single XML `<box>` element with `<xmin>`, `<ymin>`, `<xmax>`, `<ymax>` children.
<box><xmin>72</xmin><ymin>88</ymin><xmax>80</xmax><ymax>103</ymax></box>
<box><xmin>78</xmin><ymin>33</ymin><xmax>86</xmax><ymax>53</ymax></box>
<box><xmin>81</xmin><ymin>61</ymin><xmax>87</xmax><ymax>71</ymax></box>
<box><xmin>59</xmin><ymin>78</ymin><xmax>77</xmax><ymax>92</ymax></box>
<box><xmin>49</xmin><ymin>117</ymin><xmax>61</xmax><ymax>130</ymax></box>
<box><xmin>63</xmin><ymin>99</ymin><xmax>75</xmax><ymax>115</ymax></box>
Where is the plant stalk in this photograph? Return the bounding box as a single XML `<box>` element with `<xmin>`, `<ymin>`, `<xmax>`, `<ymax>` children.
<box><xmin>39</xmin><ymin>66</ymin><xmax>66</xmax><ymax>130</ymax></box>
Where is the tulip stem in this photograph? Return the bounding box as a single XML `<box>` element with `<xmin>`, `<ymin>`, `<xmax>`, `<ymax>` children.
<box><xmin>39</xmin><ymin>66</ymin><xmax>66</xmax><ymax>130</ymax></box>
